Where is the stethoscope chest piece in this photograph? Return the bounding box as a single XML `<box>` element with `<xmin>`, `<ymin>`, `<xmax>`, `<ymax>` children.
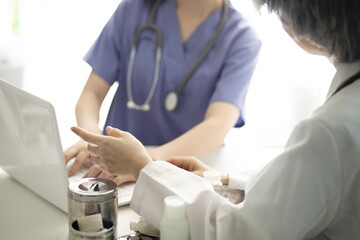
<box><xmin>164</xmin><ymin>91</ymin><xmax>178</xmax><ymax>112</ymax></box>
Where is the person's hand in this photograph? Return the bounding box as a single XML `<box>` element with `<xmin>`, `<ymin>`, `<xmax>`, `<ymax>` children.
<box><xmin>83</xmin><ymin>164</ymin><xmax>136</xmax><ymax>185</ymax></box>
<box><xmin>71</xmin><ymin>126</ymin><xmax>152</xmax><ymax>180</ymax></box>
<box><xmin>165</xmin><ymin>156</ymin><xmax>213</xmax><ymax>178</ymax></box>
<box><xmin>64</xmin><ymin>139</ymin><xmax>91</xmax><ymax>176</ymax></box>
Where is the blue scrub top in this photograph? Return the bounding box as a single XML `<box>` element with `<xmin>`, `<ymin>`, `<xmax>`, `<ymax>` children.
<box><xmin>84</xmin><ymin>0</ymin><xmax>261</xmax><ymax>145</ymax></box>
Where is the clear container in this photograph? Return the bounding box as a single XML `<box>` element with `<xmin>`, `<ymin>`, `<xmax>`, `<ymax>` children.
<box><xmin>68</xmin><ymin>178</ymin><xmax>118</xmax><ymax>240</ymax></box>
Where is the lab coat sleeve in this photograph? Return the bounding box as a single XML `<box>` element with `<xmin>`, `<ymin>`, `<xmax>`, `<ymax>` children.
<box><xmin>131</xmin><ymin>119</ymin><xmax>341</xmax><ymax>240</ymax></box>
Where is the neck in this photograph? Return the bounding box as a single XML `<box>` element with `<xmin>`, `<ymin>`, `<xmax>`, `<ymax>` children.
<box><xmin>329</xmin><ymin>57</ymin><xmax>339</xmax><ymax>68</ymax></box>
<box><xmin>176</xmin><ymin>0</ymin><xmax>223</xmax><ymax>18</ymax></box>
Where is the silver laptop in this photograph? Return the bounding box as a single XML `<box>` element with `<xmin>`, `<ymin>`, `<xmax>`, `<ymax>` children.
<box><xmin>0</xmin><ymin>78</ymin><xmax>134</xmax><ymax>213</ymax></box>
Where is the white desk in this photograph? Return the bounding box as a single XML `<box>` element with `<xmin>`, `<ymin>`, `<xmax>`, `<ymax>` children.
<box><xmin>0</xmin><ymin>145</ymin><xmax>282</xmax><ymax>240</ymax></box>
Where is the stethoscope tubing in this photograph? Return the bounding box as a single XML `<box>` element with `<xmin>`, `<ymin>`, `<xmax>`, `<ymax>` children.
<box><xmin>126</xmin><ymin>23</ymin><xmax>163</xmax><ymax>111</ymax></box>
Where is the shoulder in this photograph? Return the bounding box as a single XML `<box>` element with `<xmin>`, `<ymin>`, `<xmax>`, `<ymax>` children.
<box><xmin>220</xmin><ymin>3</ymin><xmax>262</xmax><ymax>56</ymax></box>
<box><xmin>288</xmin><ymin>89</ymin><xmax>360</xmax><ymax>164</ymax></box>
<box><xmin>117</xmin><ymin>0</ymin><xmax>147</xmax><ymax>9</ymax></box>
<box><xmin>106</xmin><ymin>0</ymin><xmax>149</xmax><ymax>31</ymax></box>
<box><xmin>288</xmin><ymin>118</ymin><xmax>337</xmax><ymax>151</ymax></box>
<box><xmin>226</xmin><ymin>3</ymin><xmax>260</xmax><ymax>41</ymax></box>
<box><xmin>312</xmin><ymin>82</ymin><xmax>360</xmax><ymax>136</ymax></box>
<box><xmin>113</xmin><ymin>0</ymin><xmax>148</xmax><ymax>18</ymax></box>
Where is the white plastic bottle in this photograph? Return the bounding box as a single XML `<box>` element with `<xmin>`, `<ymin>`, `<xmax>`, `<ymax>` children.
<box><xmin>203</xmin><ymin>170</ymin><xmax>223</xmax><ymax>196</ymax></box>
<box><xmin>160</xmin><ymin>196</ymin><xmax>190</xmax><ymax>240</ymax></box>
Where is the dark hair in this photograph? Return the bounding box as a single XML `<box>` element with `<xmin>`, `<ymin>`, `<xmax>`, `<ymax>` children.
<box><xmin>252</xmin><ymin>0</ymin><xmax>360</xmax><ymax>62</ymax></box>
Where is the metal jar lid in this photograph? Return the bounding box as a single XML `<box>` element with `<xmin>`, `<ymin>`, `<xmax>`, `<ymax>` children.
<box><xmin>68</xmin><ymin>178</ymin><xmax>118</xmax><ymax>203</ymax></box>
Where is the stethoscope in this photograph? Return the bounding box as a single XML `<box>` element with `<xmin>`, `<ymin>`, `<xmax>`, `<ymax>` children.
<box><xmin>126</xmin><ymin>0</ymin><xmax>229</xmax><ymax>112</ymax></box>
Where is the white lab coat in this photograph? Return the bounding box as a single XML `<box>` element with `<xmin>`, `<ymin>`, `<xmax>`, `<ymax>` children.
<box><xmin>130</xmin><ymin>61</ymin><xmax>360</xmax><ymax>240</ymax></box>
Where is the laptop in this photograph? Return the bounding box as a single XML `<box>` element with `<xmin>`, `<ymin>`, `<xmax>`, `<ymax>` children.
<box><xmin>0</xmin><ymin>78</ymin><xmax>135</xmax><ymax>213</ymax></box>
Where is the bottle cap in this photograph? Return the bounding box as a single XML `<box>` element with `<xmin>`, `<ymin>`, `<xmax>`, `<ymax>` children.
<box><xmin>163</xmin><ymin>196</ymin><xmax>186</xmax><ymax>219</ymax></box>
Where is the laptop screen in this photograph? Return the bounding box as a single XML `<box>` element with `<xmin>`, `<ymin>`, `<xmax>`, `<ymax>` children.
<box><xmin>0</xmin><ymin>79</ymin><xmax>69</xmax><ymax>212</ymax></box>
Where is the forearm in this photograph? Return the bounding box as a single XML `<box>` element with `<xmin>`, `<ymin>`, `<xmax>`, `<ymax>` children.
<box><xmin>148</xmin><ymin>102</ymin><xmax>240</xmax><ymax>160</ymax></box>
<box><xmin>149</xmin><ymin>119</ymin><xmax>228</xmax><ymax>159</ymax></box>
<box><xmin>75</xmin><ymin>93</ymin><xmax>102</xmax><ymax>133</ymax></box>
<box><xmin>75</xmin><ymin>71</ymin><xmax>110</xmax><ymax>134</ymax></box>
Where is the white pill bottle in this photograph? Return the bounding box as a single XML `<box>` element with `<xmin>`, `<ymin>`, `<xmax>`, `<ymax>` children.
<box><xmin>160</xmin><ymin>195</ymin><xmax>190</xmax><ymax>240</ymax></box>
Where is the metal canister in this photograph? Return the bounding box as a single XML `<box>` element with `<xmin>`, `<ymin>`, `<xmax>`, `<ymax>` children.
<box><xmin>68</xmin><ymin>178</ymin><xmax>118</xmax><ymax>240</ymax></box>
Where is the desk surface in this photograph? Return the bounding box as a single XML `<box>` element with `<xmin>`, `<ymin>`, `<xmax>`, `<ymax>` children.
<box><xmin>0</xmin><ymin>145</ymin><xmax>282</xmax><ymax>240</ymax></box>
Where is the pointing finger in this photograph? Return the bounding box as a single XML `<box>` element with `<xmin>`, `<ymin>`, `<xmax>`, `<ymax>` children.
<box><xmin>105</xmin><ymin>126</ymin><xmax>123</xmax><ymax>138</ymax></box>
<box><xmin>71</xmin><ymin>126</ymin><xmax>105</xmax><ymax>145</ymax></box>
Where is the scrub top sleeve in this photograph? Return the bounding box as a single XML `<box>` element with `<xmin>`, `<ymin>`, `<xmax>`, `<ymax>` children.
<box><xmin>84</xmin><ymin>1</ymin><xmax>130</xmax><ymax>85</ymax></box>
<box><xmin>210</xmin><ymin>29</ymin><xmax>261</xmax><ymax>127</ymax></box>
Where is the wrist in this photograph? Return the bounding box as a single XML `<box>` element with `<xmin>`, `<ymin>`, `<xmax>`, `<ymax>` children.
<box><xmin>77</xmin><ymin>124</ymin><xmax>101</xmax><ymax>134</ymax></box>
<box><xmin>133</xmin><ymin>155</ymin><xmax>153</xmax><ymax>180</ymax></box>
<box><xmin>147</xmin><ymin>148</ymin><xmax>161</xmax><ymax>161</ymax></box>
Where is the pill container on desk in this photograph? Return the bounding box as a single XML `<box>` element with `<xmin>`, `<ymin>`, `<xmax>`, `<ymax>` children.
<box><xmin>68</xmin><ymin>178</ymin><xmax>118</xmax><ymax>240</ymax></box>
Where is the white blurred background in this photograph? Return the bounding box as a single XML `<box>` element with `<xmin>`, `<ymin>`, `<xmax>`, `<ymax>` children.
<box><xmin>0</xmin><ymin>0</ymin><xmax>335</xmax><ymax>151</ymax></box>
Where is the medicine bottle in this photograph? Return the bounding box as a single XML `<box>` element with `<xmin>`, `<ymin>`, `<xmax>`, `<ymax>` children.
<box><xmin>203</xmin><ymin>170</ymin><xmax>223</xmax><ymax>196</ymax></box>
<box><xmin>160</xmin><ymin>196</ymin><xmax>190</xmax><ymax>240</ymax></box>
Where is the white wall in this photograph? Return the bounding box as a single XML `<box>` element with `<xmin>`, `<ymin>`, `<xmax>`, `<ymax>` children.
<box><xmin>226</xmin><ymin>1</ymin><xmax>335</xmax><ymax>147</ymax></box>
<box><xmin>8</xmin><ymin>0</ymin><xmax>122</xmax><ymax>148</ymax></box>
<box><xmin>0</xmin><ymin>0</ymin><xmax>335</xmax><ymax>149</ymax></box>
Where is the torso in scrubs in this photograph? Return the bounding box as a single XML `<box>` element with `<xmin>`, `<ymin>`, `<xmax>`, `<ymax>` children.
<box><xmin>85</xmin><ymin>0</ymin><xmax>261</xmax><ymax>145</ymax></box>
